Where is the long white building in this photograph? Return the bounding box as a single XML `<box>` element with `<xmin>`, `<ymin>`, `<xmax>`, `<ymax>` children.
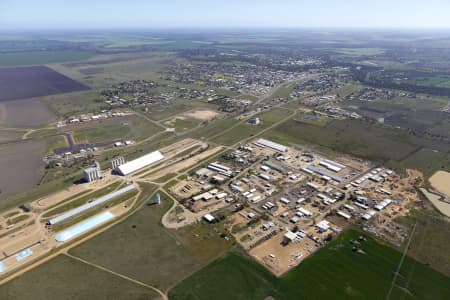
<box><xmin>47</xmin><ymin>184</ymin><xmax>136</xmax><ymax>225</ymax></box>
<box><xmin>255</xmin><ymin>138</ymin><xmax>288</xmax><ymax>152</ymax></box>
<box><xmin>116</xmin><ymin>151</ymin><xmax>164</xmax><ymax>176</ymax></box>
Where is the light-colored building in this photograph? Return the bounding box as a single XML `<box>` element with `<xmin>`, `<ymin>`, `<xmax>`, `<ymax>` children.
<box><xmin>117</xmin><ymin>151</ymin><xmax>164</xmax><ymax>176</ymax></box>
<box><xmin>249</xmin><ymin>117</ymin><xmax>261</xmax><ymax>125</ymax></box>
<box><xmin>203</xmin><ymin>214</ymin><xmax>215</xmax><ymax>223</ymax></box>
<box><xmin>83</xmin><ymin>162</ymin><xmax>102</xmax><ymax>182</ymax></box>
<box><xmin>111</xmin><ymin>156</ymin><xmax>125</xmax><ymax>170</ymax></box>
<box><xmin>254</xmin><ymin>138</ymin><xmax>288</xmax><ymax>152</ymax></box>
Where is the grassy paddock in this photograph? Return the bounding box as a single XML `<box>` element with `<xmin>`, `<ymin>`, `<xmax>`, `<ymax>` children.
<box><xmin>0</xmin><ymin>255</ymin><xmax>160</xmax><ymax>300</ymax></box>
<box><xmin>263</xmin><ymin>118</ymin><xmax>450</xmax><ymax>175</ymax></box>
<box><xmin>69</xmin><ymin>193</ymin><xmax>231</xmax><ymax>291</ymax></box>
<box><xmin>212</xmin><ymin>108</ymin><xmax>292</xmax><ymax>146</ymax></box>
<box><xmin>169</xmin><ymin>229</ymin><xmax>450</xmax><ymax>300</ymax></box>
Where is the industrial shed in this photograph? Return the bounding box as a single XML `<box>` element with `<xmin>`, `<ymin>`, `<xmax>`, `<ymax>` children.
<box><xmin>55</xmin><ymin>211</ymin><xmax>115</xmax><ymax>242</ymax></box>
<box><xmin>117</xmin><ymin>151</ymin><xmax>164</xmax><ymax>176</ymax></box>
<box><xmin>48</xmin><ymin>184</ymin><xmax>135</xmax><ymax>225</ymax></box>
<box><xmin>254</xmin><ymin>138</ymin><xmax>288</xmax><ymax>152</ymax></box>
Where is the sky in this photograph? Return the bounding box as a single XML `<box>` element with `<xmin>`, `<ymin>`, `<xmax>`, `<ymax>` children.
<box><xmin>1</xmin><ymin>0</ymin><xmax>450</xmax><ymax>30</ymax></box>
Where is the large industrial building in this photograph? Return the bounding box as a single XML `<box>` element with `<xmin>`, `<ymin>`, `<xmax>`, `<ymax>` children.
<box><xmin>83</xmin><ymin>162</ymin><xmax>102</xmax><ymax>182</ymax></box>
<box><xmin>55</xmin><ymin>211</ymin><xmax>115</xmax><ymax>242</ymax></box>
<box><xmin>110</xmin><ymin>156</ymin><xmax>125</xmax><ymax>170</ymax></box>
<box><xmin>116</xmin><ymin>151</ymin><xmax>164</xmax><ymax>176</ymax></box>
<box><xmin>254</xmin><ymin>138</ymin><xmax>288</xmax><ymax>152</ymax></box>
<box><xmin>47</xmin><ymin>184</ymin><xmax>136</xmax><ymax>226</ymax></box>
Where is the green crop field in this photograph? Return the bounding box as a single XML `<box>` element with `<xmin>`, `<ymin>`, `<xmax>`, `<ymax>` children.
<box><xmin>69</xmin><ymin>193</ymin><xmax>232</xmax><ymax>291</ymax></box>
<box><xmin>169</xmin><ymin>230</ymin><xmax>450</xmax><ymax>300</ymax></box>
<box><xmin>0</xmin><ymin>50</ymin><xmax>95</xmax><ymax>67</ymax></box>
<box><xmin>0</xmin><ymin>255</ymin><xmax>161</xmax><ymax>300</ymax></box>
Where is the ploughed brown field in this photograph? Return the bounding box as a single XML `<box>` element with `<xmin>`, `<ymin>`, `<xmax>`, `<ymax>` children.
<box><xmin>0</xmin><ymin>98</ymin><xmax>55</xmax><ymax>126</ymax></box>
<box><xmin>0</xmin><ymin>66</ymin><xmax>89</xmax><ymax>102</ymax></box>
<box><xmin>0</xmin><ymin>140</ymin><xmax>46</xmax><ymax>200</ymax></box>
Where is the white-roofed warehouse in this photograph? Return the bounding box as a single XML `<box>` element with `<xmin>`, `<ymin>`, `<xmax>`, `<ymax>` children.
<box><xmin>116</xmin><ymin>151</ymin><xmax>164</xmax><ymax>176</ymax></box>
<box><xmin>47</xmin><ymin>184</ymin><xmax>136</xmax><ymax>225</ymax></box>
<box><xmin>255</xmin><ymin>138</ymin><xmax>288</xmax><ymax>152</ymax></box>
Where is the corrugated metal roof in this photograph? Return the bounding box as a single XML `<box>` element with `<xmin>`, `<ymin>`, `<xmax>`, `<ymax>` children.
<box><xmin>0</xmin><ymin>262</ymin><xmax>6</xmax><ymax>273</ymax></box>
<box><xmin>117</xmin><ymin>151</ymin><xmax>164</xmax><ymax>175</ymax></box>
<box><xmin>55</xmin><ymin>211</ymin><xmax>115</xmax><ymax>242</ymax></box>
<box><xmin>48</xmin><ymin>184</ymin><xmax>135</xmax><ymax>225</ymax></box>
<box><xmin>255</xmin><ymin>138</ymin><xmax>288</xmax><ymax>152</ymax></box>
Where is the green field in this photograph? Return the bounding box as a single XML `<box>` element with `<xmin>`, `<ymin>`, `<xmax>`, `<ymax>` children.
<box><xmin>40</xmin><ymin>90</ymin><xmax>108</xmax><ymax>117</ymax></box>
<box><xmin>73</xmin><ymin>116</ymin><xmax>163</xmax><ymax>144</ymax></box>
<box><xmin>44</xmin><ymin>135</ymin><xmax>67</xmax><ymax>153</ymax></box>
<box><xmin>192</xmin><ymin>117</ymin><xmax>240</xmax><ymax>140</ymax></box>
<box><xmin>409</xmin><ymin>75</ymin><xmax>450</xmax><ymax>88</ymax></box>
<box><xmin>0</xmin><ymin>50</ymin><xmax>95</xmax><ymax>67</ymax></box>
<box><xmin>399</xmin><ymin>148</ymin><xmax>450</xmax><ymax>177</ymax></box>
<box><xmin>169</xmin><ymin>230</ymin><xmax>450</xmax><ymax>300</ymax></box>
<box><xmin>396</xmin><ymin>209</ymin><xmax>450</xmax><ymax>278</ymax></box>
<box><xmin>212</xmin><ymin>108</ymin><xmax>293</xmax><ymax>145</ymax></box>
<box><xmin>263</xmin><ymin>118</ymin><xmax>450</xmax><ymax>174</ymax></box>
<box><xmin>69</xmin><ymin>193</ymin><xmax>231</xmax><ymax>291</ymax></box>
<box><xmin>0</xmin><ymin>255</ymin><xmax>160</xmax><ymax>300</ymax></box>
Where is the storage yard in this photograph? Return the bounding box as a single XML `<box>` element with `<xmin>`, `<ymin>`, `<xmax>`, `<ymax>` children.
<box><xmin>163</xmin><ymin>137</ymin><xmax>422</xmax><ymax>276</ymax></box>
<box><xmin>0</xmin><ymin>138</ymin><xmax>222</xmax><ymax>276</ymax></box>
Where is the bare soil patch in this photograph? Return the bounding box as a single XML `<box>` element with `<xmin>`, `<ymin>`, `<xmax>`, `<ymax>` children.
<box><xmin>182</xmin><ymin>109</ymin><xmax>220</xmax><ymax>121</ymax></box>
<box><xmin>0</xmin><ymin>66</ymin><xmax>89</xmax><ymax>102</ymax></box>
<box><xmin>0</xmin><ymin>130</ymin><xmax>24</xmax><ymax>142</ymax></box>
<box><xmin>0</xmin><ymin>140</ymin><xmax>46</xmax><ymax>200</ymax></box>
<box><xmin>0</xmin><ymin>98</ymin><xmax>55</xmax><ymax>127</ymax></box>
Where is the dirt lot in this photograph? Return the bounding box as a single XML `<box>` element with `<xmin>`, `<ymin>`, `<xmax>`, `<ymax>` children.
<box><xmin>429</xmin><ymin>171</ymin><xmax>450</xmax><ymax>197</ymax></box>
<box><xmin>182</xmin><ymin>109</ymin><xmax>220</xmax><ymax>121</ymax></box>
<box><xmin>249</xmin><ymin>227</ymin><xmax>320</xmax><ymax>277</ymax></box>
<box><xmin>0</xmin><ymin>140</ymin><xmax>46</xmax><ymax>200</ymax></box>
<box><xmin>0</xmin><ymin>66</ymin><xmax>89</xmax><ymax>102</ymax></box>
<box><xmin>0</xmin><ymin>99</ymin><xmax>55</xmax><ymax>127</ymax></box>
